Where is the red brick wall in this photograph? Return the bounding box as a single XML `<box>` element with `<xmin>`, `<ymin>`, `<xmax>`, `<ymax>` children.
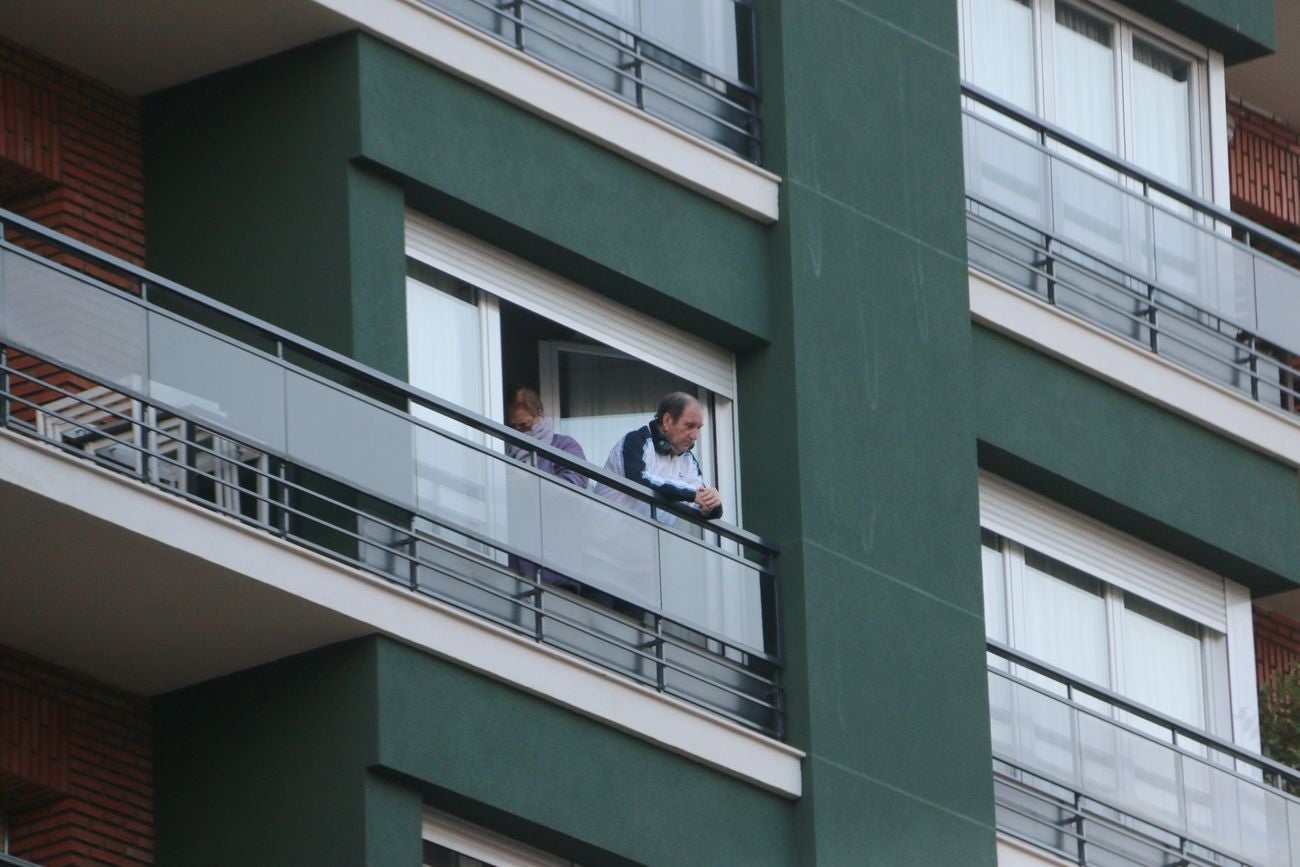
<box><xmin>1255</xmin><ymin>605</ymin><xmax>1300</xmax><ymax>690</ymax></box>
<box><xmin>0</xmin><ymin>645</ymin><xmax>153</xmax><ymax>866</ymax></box>
<box><xmin>1229</xmin><ymin>99</ymin><xmax>1300</xmax><ymax>237</ymax></box>
<box><xmin>0</xmin><ymin>35</ymin><xmax>144</xmax><ymax>265</ymax></box>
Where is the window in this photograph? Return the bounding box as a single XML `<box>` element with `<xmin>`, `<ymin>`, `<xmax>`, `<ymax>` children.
<box><xmin>404</xmin><ymin>211</ymin><xmax>740</xmax><ymax>523</ymax></box>
<box><xmin>423</xmin><ymin>808</ymin><xmax>576</xmax><ymax>867</ymax></box>
<box><xmin>979</xmin><ymin>473</ymin><xmax>1258</xmax><ymax>745</ymax></box>
<box><xmin>958</xmin><ymin>0</ymin><xmax>1213</xmax><ymax>195</ymax></box>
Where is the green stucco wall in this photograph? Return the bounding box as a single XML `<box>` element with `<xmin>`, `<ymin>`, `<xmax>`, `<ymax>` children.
<box><xmin>1121</xmin><ymin>0</ymin><xmax>1274</xmax><ymax>63</ymax></box>
<box><xmin>155</xmin><ymin>637</ymin><xmax>794</xmax><ymax>867</ymax></box>
<box><xmin>144</xmin><ymin>33</ymin><xmax>772</xmax><ymax>382</ymax></box>
<box><xmin>972</xmin><ymin>324</ymin><xmax>1300</xmax><ymax>593</ymax></box>
<box><xmin>744</xmin><ymin>1</ymin><xmax>998</xmax><ymax>863</ymax></box>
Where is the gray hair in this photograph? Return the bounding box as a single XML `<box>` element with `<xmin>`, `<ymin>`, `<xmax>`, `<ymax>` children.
<box><xmin>656</xmin><ymin>391</ymin><xmax>700</xmax><ymax>423</ymax></box>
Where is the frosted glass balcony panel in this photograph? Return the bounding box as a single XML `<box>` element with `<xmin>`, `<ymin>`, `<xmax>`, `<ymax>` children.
<box><xmin>1</xmin><ymin>250</ymin><xmax>146</xmax><ymax>392</ymax></box>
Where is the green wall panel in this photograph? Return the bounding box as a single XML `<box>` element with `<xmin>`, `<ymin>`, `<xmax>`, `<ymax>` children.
<box><xmin>155</xmin><ymin>641</ymin><xmax>380</xmax><ymax>867</ymax></box>
<box><xmin>158</xmin><ymin>638</ymin><xmax>796</xmax><ymax>866</ymax></box>
<box><xmin>143</xmin><ymin>37</ymin><xmax>364</xmax><ymax>362</ymax></box>
<box><xmin>1120</xmin><ymin>0</ymin><xmax>1274</xmax><ymax>62</ymax></box>
<box><xmin>972</xmin><ymin>325</ymin><xmax>1300</xmax><ymax>592</ymax></box>
<box><xmin>743</xmin><ymin>0</ymin><xmax>998</xmax><ymax>862</ymax></box>
<box><xmin>372</xmin><ymin>640</ymin><xmax>795</xmax><ymax>866</ymax></box>
<box><xmin>352</xmin><ymin>35</ymin><xmax>770</xmax><ymax>348</ymax></box>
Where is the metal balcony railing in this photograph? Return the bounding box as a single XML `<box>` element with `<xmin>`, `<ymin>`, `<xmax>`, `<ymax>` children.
<box><xmin>0</xmin><ymin>208</ymin><xmax>783</xmax><ymax>737</ymax></box>
<box><xmin>988</xmin><ymin>641</ymin><xmax>1300</xmax><ymax>867</ymax></box>
<box><xmin>419</xmin><ymin>0</ymin><xmax>760</xmax><ymax>161</ymax></box>
<box><xmin>962</xmin><ymin>83</ymin><xmax>1300</xmax><ymax>415</ymax></box>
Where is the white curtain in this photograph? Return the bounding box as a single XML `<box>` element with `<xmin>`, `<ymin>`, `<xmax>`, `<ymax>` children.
<box><xmin>1021</xmin><ymin>554</ymin><xmax>1111</xmax><ymax>689</ymax></box>
<box><xmin>1131</xmin><ymin>39</ymin><xmax>1192</xmax><ymax>190</ymax></box>
<box><xmin>1121</xmin><ymin>594</ymin><xmax>1206</xmax><ymax>728</ymax></box>
<box><xmin>967</xmin><ymin>0</ymin><xmax>1036</xmax><ymax>112</ymax></box>
<box><xmin>1053</xmin><ymin>3</ymin><xmax>1117</xmax><ymax>151</ymax></box>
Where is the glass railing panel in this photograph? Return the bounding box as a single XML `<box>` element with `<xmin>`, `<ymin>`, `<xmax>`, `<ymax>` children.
<box><xmin>992</xmin><ymin>673</ymin><xmax>1081</xmax><ymax>789</ymax></box>
<box><xmin>540</xmin><ymin>590</ymin><xmax>656</xmax><ymax>684</ymax></box>
<box><xmin>658</xmin><ymin>531</ymin><xmax>765</xmax><ymax>652</ymax></box>
<box><xmin>991</xmin><ymin>658</ymin><xmax>1300</xmax><ymax>866</ymax></box>
<box><xmin>1151</xmin><ymin>207</ymin><xmax>1256</xmax><ymax>329</ymax></box>
<box><xmin>662</xmin><ymin>640</ymin><xmax>773</xmax><ymax>730</ymax></box>
<box><xmin>284</xmin><ymin>371</ymin><xmax>418</xmax><ymax>510</ymax></box>
<box><xmin>0</xmin><ymin>249</ymin><xmax>146</xmax><ymax>392</ymax></box>
<box><xmin>641</xmin><ymin>64</ymin><xmax>750</xmax><ymax>157</ymax></box>
<box><xmin>537</xmin><ymin>481</ymin><xmax>661</xmax><ymax>609</ymax></box>
<box><xmin>1254</xmin><ymin>254</ymin><xmax>1300</xmax><ymax>351</ymax></box>
<box><xmin>963</xmin><ymin>114</ymin><xmax>1051</xmax><ymax>230</ymax></box>
<box><xmin>414</xmin><ymin>426</ymin><xmax>544</xmax><ymax>560</ymax></box>
<box><xmin>147</xmin><ymin>312</ymin><xmax>287</xmax><ymax>451</ymax></box>
<box><xmin>524</xmin><ymin>3</ymin><xmax>633</xmax><ymax>100</ymax></box>
<box><xmin>415</xmin><ymin>537</ymin><xmax>533</xmax><ymax>628</ymax></box>
<box><xmin>413</xmin><ymin>0</ymin><xmax>759</xmax><ymax>161</ymax></box>
<box><xmin>1049</xmin><ymin>158</ymin><xmax>1153</xmax><ymax>281</ymax></box>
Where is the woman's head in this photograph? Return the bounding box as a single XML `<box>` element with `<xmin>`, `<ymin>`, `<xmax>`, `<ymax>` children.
<box><xmin>506</xmin><ymin>385</ymin><xmax>545</xmax><ymax>432</ymax></box>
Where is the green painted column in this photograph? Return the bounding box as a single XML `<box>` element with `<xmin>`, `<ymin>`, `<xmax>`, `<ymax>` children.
<box><xmin>742</xmin><ymin>1</ymin><xmax>997</xmax><ymax>861</ymax></box>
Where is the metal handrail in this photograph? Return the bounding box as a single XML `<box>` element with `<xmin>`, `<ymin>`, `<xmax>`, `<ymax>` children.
<box><xmin>992</xmin><ymin>757</ymin><xmax>1242</xmax><ymax>867</ymax></box>
<box><xmin>988</xmin><ymin>639</ymin><xmax>1300</xmax><ymax>787</ymax></box>
<box><xmin>419</xmin><ymin>0</ymin><xmax>761</xmax><ymax>159</ymax></box>
<box><xmin>962</xmin><ymin>81</ymin><xmax>1300</xmax><ymax>259</ymax></box>
<box><xmin>0</xmin><ymin>207</ymin><xmax>777</xmax><ymax>557</ymax></box>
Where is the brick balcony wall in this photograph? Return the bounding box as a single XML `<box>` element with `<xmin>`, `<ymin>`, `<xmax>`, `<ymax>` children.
<box><xmin>0</xmin><ymin>644</ymin><xmax>153</xmax><ymax>866</ymax></box>
<box><xmin>1229</xmin><ymin>98</ymin><xmax>1300</xmax><ymax>238</ymax></box>
<box><xmin>0</xmin><ymin>34</ymin><xmax>144</xmax><ymax>265</ymax></box>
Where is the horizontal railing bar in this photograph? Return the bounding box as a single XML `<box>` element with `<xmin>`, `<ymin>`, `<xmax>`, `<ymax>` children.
<box><xmin>992</xmin><ymin>763</ymin><xmax>1231</xmax><ymax>867</ymax></box>
<box><xmin>962</xmin><ymin>82</ymin><xmax>1300</xmax><ymax>261</ymax></box>
<box><xmin>1</xmin><ymin>355</ymin><xmax>782</xmax><ymax>670</ymax></box>
<box><xmin>2</xmin><ymin>410</ymin><xmax>784</xmax><ymax>728</ymax></box>
<box><xmin>0</xmin><ymin>232</ymin><xmax>777</xmax><ymax>555</ymax></box>
<box><xmin>417</xmin><ymin>0</ymin><xmax>762</xmax><ymax>158</ymax></box>
<box><xmin>0</xmin><ymin>343</ymin><xmax>777</xmax><ymax>610</ymax></box>
<box><xmin>988</xmin><ymin>640</ymin><xmax>1300</xmax><ymax>785</ymax></box>
<box><xmin>966</xmin><ymin>209</ymin><xmax>1300</xmax><ymax>405</ymax></box>
<box><xmin>511</xmin><ymin>0</ymin><xmax>759</xmax><ymax>93</ymax></box>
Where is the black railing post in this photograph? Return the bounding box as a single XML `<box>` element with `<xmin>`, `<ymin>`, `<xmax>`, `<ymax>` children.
<box><xmin>0</xmin><ymin>345</ymin><xmax>9</xmax><ymax>430</ymax></box>
<box><xmin>1147</xmin><ymin>283</ymin><xmax>1159</xmax><ymax>354</ymax></box>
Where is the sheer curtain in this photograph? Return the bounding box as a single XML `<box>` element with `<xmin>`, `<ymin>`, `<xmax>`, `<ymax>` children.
<box><xmin>1053</xmin><ymin>3</ymin><xmax>1116</xmax><ymax>151</ymax></box>
<box><xmin>967</xmin><ymin>0</ymin><xmax>1036</xmax><ymax>112</ymax></box>
<box><xmin>1130</xmin><ymin>40</ymin><xmax>1192</xmax><ymax>190</ymax></box>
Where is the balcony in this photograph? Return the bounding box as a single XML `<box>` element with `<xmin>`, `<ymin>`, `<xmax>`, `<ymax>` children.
<box><xmin>417</xmin><ymin>0</ymin><xmax>761</xmax><ymax>161</ymax></box>
<box><xmin>0</xmin><ymin>208</ymin><xmax>783</xmax><ymax>737</ymax></box>
<box><xmin>989</xmin><ymin>640</ymin><xmax>1300</xmax><ymax>867</ymax></box>
<box><xmin>962</xmin><ymin>83</ymin><xmax>1300</xmax><ymax>416</ymax></box>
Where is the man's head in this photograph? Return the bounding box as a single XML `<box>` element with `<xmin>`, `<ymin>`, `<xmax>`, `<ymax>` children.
<box><xmin>656</xmin><ymin>391</ymin><xmax>704</xmax><ymax>455</ymax></box>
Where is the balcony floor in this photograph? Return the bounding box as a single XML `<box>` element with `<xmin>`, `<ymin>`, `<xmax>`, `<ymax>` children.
<box><xmin>0</xmin><ymin>429</ymin><xmax>371</xmax><ymax>695</ymax></box>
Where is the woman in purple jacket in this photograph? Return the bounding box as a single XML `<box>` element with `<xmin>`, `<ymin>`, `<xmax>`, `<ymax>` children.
<box><xmin>504</xmin><ymin>386</ymin><xmax>587</xmax><ymax>591</ymax></box>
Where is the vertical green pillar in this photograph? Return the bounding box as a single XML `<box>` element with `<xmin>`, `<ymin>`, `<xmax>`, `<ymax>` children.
<box><xmin>744</xmin><ymin>1</ymin><xmax>997</xmax><ymax>861</ymax></box>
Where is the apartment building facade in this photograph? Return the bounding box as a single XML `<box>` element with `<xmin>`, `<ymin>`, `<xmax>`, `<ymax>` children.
<box><xmin>1</xmin><ymin>0</ymin><xmax>1298</xmax><ymax>865</ymax></box>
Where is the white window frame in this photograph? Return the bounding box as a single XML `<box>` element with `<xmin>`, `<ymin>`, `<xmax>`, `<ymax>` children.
<box><xmin>957</xmin><ymin>0</ymin><xmax>1227</xmax><ymax>204</ymax></box>
<box><xmin>423</xmin><ymin>808</ymin><xmax>575</xmax><ymax>867</ymax></box>
<box><xmin>979</xmin><ymin>472</ymin><xmax>1260</xmax><ymax>751</ymax></box>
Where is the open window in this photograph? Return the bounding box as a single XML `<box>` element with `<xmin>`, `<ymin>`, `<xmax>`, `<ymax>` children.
<box><xmin>404</xmin><ymin>212</ymin><xmax>739</xmax><ymax>522</ymax></box>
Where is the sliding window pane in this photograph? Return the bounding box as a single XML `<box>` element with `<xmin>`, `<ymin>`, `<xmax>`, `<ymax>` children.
<box><xmin>967</xmin><ymin>0</ymin><xmax>1036</xmax><ymax>112</ymax></box>
<box><xmin>1054</xmin><ymin>3</ymin><xmax>1116</xmax><ymax>153</ymax></box>
<box><xmin>1131</xmin><ymin>39</ymin><xmax>1193</xmax><ymax>191</ymax></box>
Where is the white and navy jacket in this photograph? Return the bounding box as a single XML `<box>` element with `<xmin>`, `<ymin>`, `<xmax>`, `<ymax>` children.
<box><xmin>596</xmin><ymin>419</ymin><xmax>722</xmax><ymax>523</ymax></box>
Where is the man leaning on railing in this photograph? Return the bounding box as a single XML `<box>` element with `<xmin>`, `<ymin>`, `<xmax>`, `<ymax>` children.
<box><xmin>596</xmin><ymin>391</ymin><xmax>723</xmax><ymax>524</ymax></box>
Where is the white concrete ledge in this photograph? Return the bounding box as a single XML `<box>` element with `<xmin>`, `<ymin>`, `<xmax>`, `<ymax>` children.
<box><xmin>970</xmin><ymin>270</ymin><xmax>1300</xmax><ymax>469</ymax></box>
<box><xmin>0</xmin><ymin>429</ymin><xmax>803</xmax><ymax>797</ymax></box>
<box><xmin>314</xmin><ymin>0</ymin><xmax>781</xmax><ymax>222</ymax></box>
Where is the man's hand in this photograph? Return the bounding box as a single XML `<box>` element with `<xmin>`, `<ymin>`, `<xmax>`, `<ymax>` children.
<box><xmin>694</xmin><ymin>486</ymin><xmax>722</xmax><ymax>514</ymax></box>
